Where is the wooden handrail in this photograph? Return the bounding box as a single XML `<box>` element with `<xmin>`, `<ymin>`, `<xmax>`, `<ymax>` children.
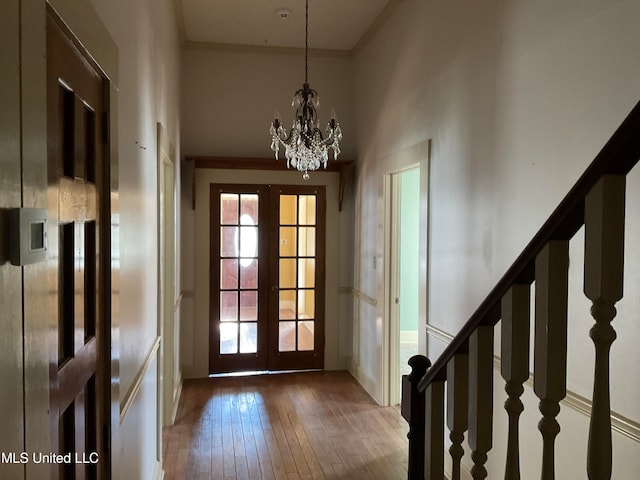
<box><xmin>417</xmin><ymin>100</ymin><xmax>640</xmax><ymax>393</ymax></box>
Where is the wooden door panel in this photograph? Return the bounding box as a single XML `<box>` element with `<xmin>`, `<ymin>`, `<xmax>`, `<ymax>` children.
<box><xmin>268</xmin><ymin>186</ymin><xmax>325</xmax><ymax>371</ymax></box>
<box><xmin>47</xmin><ymin>11</ymin><xmax>105</xmax><ymax>480</ymax></box>
<box><xmin>209</xmin><ymin>185</ymin><xmax>270</xmax><ymax>373</ymax></box>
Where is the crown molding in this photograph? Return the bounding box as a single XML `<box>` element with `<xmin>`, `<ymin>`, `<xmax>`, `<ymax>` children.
<box><xmin>183</xmin><ymin>40</ymin><xmax>351</xmax><ymax>58</ymax></box>
<box><xmin>173</xmin><ymin>0</ymin><xmax>403</xmax><ymax>57</ymax></box>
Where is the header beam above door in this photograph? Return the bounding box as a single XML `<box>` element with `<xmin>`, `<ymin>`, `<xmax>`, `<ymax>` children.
<box><xmin>187</xmin><ymin>156</ymin><xmax>353</xmax><ymax>211</ymax></box>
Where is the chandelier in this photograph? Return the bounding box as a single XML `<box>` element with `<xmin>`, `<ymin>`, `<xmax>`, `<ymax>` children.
<box><xmin>270</xmin><ymin>0</ymin><xmax>342</xmax><ymax>180</ymax></box>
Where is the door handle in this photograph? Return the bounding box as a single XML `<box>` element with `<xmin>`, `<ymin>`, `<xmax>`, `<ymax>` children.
<box><xmin>271</xmin><ymin>286</ymin><xmax>280</xmax><ymax>292</ymax></box>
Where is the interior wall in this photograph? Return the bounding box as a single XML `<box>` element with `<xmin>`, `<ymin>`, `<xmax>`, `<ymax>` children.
<box><xmin>85</xmin><ymin>0</ymin><xmax>181</xmax><ymax>478</ymax></box>
<box><xmin>353</xmin><ymin>0</ymin><xmax>640</xmax><ymax>476</ymax></box>
<box><xmin>181</xmin><ymin>46</ymin><xmax>355</xmax><ymax>159</ymax></box>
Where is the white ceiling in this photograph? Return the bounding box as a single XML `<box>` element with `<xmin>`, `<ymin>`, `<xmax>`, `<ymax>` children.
<box><xmin>177</xmin><ymin>0</ymin><xmax>397</xmax><ymax>52</ymax></box>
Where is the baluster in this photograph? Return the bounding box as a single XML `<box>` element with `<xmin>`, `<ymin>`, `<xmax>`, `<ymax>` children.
<box><xmin>469</xmin><ymin>325</ymin><xmax>494</xmax><ymax>480</ymax></box>
<box><xmin>401</xmin><ymin>354</ymin><xmax>430</xmax><ymax>480</ymax></box>
<box><xmin>425</xmin><ymin>374</ymin><xmax>446</xmax><ymax>479</ymax></box>
<box><xmin>501</xmin><ymin>284</ymin><xmax>531</xmax><ymax>480</ymax></box>
<box><xmin>584</xmin><ymin>175</ymin><xmax>625</xmax><ymax>480</ymax></box>
<box><xmin>447</xmin><ymin>353</ymin><xmax>469</xmax><ymax>480</ymax></box>
<box><xmin>534</xmin><ymin>240</ymin><xmax>569</xmax><ymax>480</ymax></box>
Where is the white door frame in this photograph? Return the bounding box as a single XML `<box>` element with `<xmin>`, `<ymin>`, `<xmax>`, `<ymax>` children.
<box><xmin>157</xmin><ymin>122</ymin><xmax>181</xmax><ymax>434</ymax></box>
<box><xmin>382</xmin><ymin>140</ymin><xmax>431</xmax><ymax>406</ymax></box>
<box><xmin>383</xmin><ymin>171</ymin><xmax>402</xmax><ymax>406</ymax></box>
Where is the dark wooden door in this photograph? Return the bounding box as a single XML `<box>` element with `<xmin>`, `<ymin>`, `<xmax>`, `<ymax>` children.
<box><xmin>209</xmin><ymin>185</ymin><xmax>270</xmax><ymax>373</ymax></box>
<box><xmin>47</xmin><ymin>12</ymin><xmax>107</xmax><ymax>480</ymax></box>
<box><xmin>209</xmin><ymin>184</ymin><xmax>325</xmax><ymax>374</ymax></box>
<box><xmin>267</xmin><ymin>186</ymin><xmax>325</xmax><ymax>371</ymax></box>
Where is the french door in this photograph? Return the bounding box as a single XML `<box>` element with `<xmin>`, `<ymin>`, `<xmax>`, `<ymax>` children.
<box><xmin>209</xmin><ymin>184</ymin><xmax>325</xmax><ymax>373</ymax></box>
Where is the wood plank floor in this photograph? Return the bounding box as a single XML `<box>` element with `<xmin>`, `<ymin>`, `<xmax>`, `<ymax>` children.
<box><xmin>162</xmin><ymin>370</ymin><xmax>409</xmax><ymax>480</ymax></box>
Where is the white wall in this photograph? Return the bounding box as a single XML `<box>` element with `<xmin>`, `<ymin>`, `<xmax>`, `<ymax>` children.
<box><xmin>181</xmin><ymin>46</ymin><xmax>355</xmax><ymax>158</ymax></box>
<box><xmin>353</xmin><ymin>0</ymin><xmax>640</xmax><ymax>477</ymax></box>
<box><xmin>87</xmin><ymin>0</ymin><xmax>181</xmax><ymax>478</ymax></box>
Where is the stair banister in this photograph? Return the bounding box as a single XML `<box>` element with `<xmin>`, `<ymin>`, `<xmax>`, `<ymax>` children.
<box><xmin>405</xmin><ymin>99</ymin><xmax>640</xmax><ymax>480</ymax></box>
<box><xmin>417</xmin><ymin>100</ymin><xmax>640</xmax><ymax>393</ymax></box>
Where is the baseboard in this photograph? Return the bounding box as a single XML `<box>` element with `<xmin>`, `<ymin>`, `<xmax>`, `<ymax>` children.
<box><xmin>353</xmin><ymin>364</ymin><xmax>382</xmax><ymax>405</ymax></box>
<box><xmin>170</xmin><ymin>371</ymin><xmax>183</xmax><ymax>424</ymax></box>
<box><xmin>152</xmin><ymin>460</ymin><xmax>164</xmax><ymax>480</ymax></box>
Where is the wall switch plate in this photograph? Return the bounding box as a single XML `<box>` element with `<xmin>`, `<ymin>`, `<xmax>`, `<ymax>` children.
<box><xmin>9</xmin><ymin>208</ymin><xmax>48</xmax><ymax>266</ymax></box>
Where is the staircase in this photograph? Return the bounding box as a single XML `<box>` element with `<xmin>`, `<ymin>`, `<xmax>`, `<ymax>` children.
<box><xmin>401</xmin><ymin>101</ymin><xmax>640</xmax><ymax>480</ymax></box>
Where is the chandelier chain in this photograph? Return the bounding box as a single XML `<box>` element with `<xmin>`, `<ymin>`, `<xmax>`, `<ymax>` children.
<box><xmin>305</xmin><ymin>0</ymin><xmax>309</xmax><ymax>83</ymax></box>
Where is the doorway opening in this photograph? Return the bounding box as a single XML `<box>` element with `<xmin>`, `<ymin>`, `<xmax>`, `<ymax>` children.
<box><xmin>386</xmin><ymin>166</ymin><xmax>421</xmax><ymax>405</ymax></box>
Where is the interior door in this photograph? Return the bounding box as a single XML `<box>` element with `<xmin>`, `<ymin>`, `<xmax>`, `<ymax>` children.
<box><xmin>47</xmin><ymin>12</ymin><xmax>106</xmax><ymax>480</ymax></box>
<box><xmin>209</xmin><ymin>185</ymin><xmax>270</xmax><ymax>373</ymax></box>
<box><xmin>268</xmin><ymin>186</ymin><xmax>325</xmax><ymax>371</ymax></box>
<box><xmin>209</xmin><ymin>184</ymin><xmax>325</xmax><ymax>373</ymax></box>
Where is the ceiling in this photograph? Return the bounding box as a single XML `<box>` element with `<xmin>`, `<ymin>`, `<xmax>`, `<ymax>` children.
<box><xmin>176</xmin><ymin>0</ymin><xmax>399</xmax><ymax>53</ymax></box>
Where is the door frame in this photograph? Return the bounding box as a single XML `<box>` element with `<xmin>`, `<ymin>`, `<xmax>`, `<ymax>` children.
<box><xmin>189</xmin><ymin>168</ymin><xmax>343</xmax><ymax>379</ymax></box>
<box><xmin>382</xmin><ymin>141</ymin><xmax>430</xmax><ymax>406</ymax></box>
<box><xmin>383</xmin><ymin>171</ymin><xmax>401</xmax><ymax>406</ymax></box>
<box><xmin>158</xmin><ymin>121</ymin><xmax>182</xmax><ymax>430</ymax></box>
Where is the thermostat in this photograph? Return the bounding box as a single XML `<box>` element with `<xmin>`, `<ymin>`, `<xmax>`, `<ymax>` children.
<box><xmin>9</xmin><ymin>208</ymin><xmax>48</xmax><ymax>266</ymax></box>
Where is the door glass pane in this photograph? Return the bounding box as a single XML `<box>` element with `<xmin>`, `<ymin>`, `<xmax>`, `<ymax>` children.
<box><xmin>239</xmin><ymin>291</ymin><xmax>257</xmax><ymax>321</ymax></box>
<box><xmin>220</xmin><ymin>291</ymin><xmax>238</xmax><ymax>322</ymax></box>
<box><xmin>298</xmin><ymin>195</ymin><xmax>316</xmax><ymax>225</ymax></box>
<box><xmin>220</xmin><ymin>259</ymin><xmax>238</xmax><ymax>289</ymax></box>
<box><xmin>278</xmin><ymin>321</ymin><xmax>296</xmax><ymax>352</ymax></box>
<box><xmin>239</xmin><ymin>226</ymin><xmax>258</xmax><ymax>261</ymax></box>
<box><xmin>298</xmin><ymin>227</ymin><xmax>315</xmax><ymax>256</ymax></box>
<box><xmin>220</xmin><ymin>226</ymin><xmax>238</xmax><ymax>257</ymax></box>
<box><xmin>220</xmin><ymin>323</ymin><xmax>238</xmax><ymax>354</ymax></box>
<box><xmin>279</xmin><ymin>259</ymin><xmax>296</xmax><ymax>288</ymax></box>
<box><xmin>279</xmin><ymin>227</ymin><xmax>296</xmax><ymax>257</ymax></box>
<box><xmin>279</xmin><ymin>290</ymin><xmax>296</xmax><ymax>319</ymax></box>
<box><xmin>220</xmin><ymin>193</ymin><xmax>238</xmax><ymax>225</ymax></box>
<box><xmin>239</xmin><ymin>259</ymin><xmax>258</xmax><ymax>289</ymax></box>
<box><xmin>297</xmin><ymin>258</ymin><xmax>315</xmax><ymax>288</ymax></box>
<box><xmin>280</xmin><ymin>195</ymin><xmax>297</xmax><ymax>225</ymax></box>
<box><xmin>298</xmin><ymin>321</ymin><xmax>314</xmax><ymax>351</ymax></box>
<box><xmin>240</xmin><ymin>323</ymin><xmax>257</xmax><ymax>353</ymax></box>
<box><xmin>297</xmin><ymin>290</ymin><xmax>314</xmax><ymax>319</ymax></box>
<box><xmin>240</xmin><ymin>194</ymin><xmax>258</xmax><ymax>224</ymax></box>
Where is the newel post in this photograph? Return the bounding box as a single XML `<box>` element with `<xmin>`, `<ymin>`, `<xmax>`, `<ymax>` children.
<box><xmin>402</xmin><ymin>354</ymin><xmax>431</xmax><ymax>480</ymax></box>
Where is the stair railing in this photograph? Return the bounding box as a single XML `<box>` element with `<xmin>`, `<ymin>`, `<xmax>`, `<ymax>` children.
<box><xmin>401</xmin><ymin>100</ymin><xmax>640</xmax><ymax>480</ymax></box>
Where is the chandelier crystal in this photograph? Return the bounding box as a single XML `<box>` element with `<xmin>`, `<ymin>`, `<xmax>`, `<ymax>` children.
<box><xmin>270</xmin><ymin>0</ymin><xmax>342</xmax><ymax>180</ymax></box>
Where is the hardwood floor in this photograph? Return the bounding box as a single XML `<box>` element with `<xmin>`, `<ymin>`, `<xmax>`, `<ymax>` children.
<box><xmin>162</xmin><ymin>371</ymin><xmax>409</xmax><ymax>480</ymax></box>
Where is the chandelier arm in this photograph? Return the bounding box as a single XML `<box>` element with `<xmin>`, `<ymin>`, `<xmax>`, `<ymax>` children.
<box><xmin>276</xmin><ymin>129</ymin><xmax>294</xmax><ymax>143</ymax></box>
